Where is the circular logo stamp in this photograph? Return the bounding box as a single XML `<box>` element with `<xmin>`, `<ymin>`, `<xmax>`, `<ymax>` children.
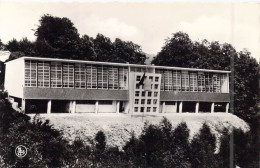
<box><xmin>15</xmin><ymin>145</ymin><xmax>27</xmax><ymax>158</ymax></box>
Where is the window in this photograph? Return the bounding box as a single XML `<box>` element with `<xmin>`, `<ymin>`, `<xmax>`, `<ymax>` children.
<box><xmin>153</xmin><ymin>107</ymin><xmax>157</xmax><ymax>112</ymax></box>
<box><xmin>98</xmin><ymin>66</ymin><xmax>108</xmax><ymax>89</ymax></box>
<box><xmin>154</xmin><ymin>84</ymin><xmax>159</xmax><ymax>89</ymax></box>
<box><xmin>142</xmin><ymin>91</ymin><xmax>145</xmax><ymax>97</ymax></box>
<box><xmin>140</xmin><ymin>107</ymin><xmax>144</xmax><ymax>112</ymax></box>
<box><xmin>149</xmin><ymin>76</ymin><xmax>153</xmax><ymax>81</ymax></box>
<box><xmin>99</xmin><ymin>100</ymin><xmax>112</xmax><ymax>105</ymax></box>
<box><xmin>153</xmin><ymin>99</ymin><xmax>157</xmax><ymax>105</ymax></box>
<box><xmin>135</xmin><ymin>99</ymin><xmax>139</xmax><ymax>104</ymax></box>
<box><xmin>147</xmin><ymin>99</ymin><xmax>151</xmax><ymax>104</ymax></box>
<box><xmin>181</xmin><ymin>71</ymin><xmax>189</xmax><ymax>91</ymax></box>
<box><xmin>190</xmin><ymin>72</ymin><xmax>198</xmax><ymax>92</ymax></box>
<box><xmin>147</xmin><ymin>107</ymin><xmax>151</xmax><ymax>112</ymax></box>
<box><xmin>63</xmin><ymin>63</ymin><xmax>74</xmax><ymax>88</ymax></box>
<box><xmin>154</xmin><ymin>92</ymin><xmax>158</xmax><ymax>97</ymax></box>
<box><xmin>173</xmin><ymin>71</ymin><xmax>181</xmax><ymax>91</ymax></box>
<box><xmin>135</xmin><ymin>91</ymin><xmax>140</xmax><ymax>96</ymax></box>
<box><xmin>136</xmin><ymin>84</ymin><xmax>140</xmax><ymax>89</ymax></box>
<box><xmin>155</xmin><ymin>69</ymin><xmax>164</xmax><ymax>90</ymax></box>
<box><xmin>134</xmin><ymin>107</ymin><xmax>139</xmax><ymax>112</ymax></box>
<box><xmin>108</xmin><ymin>66</ymin><xmax>119</xmax><ymax>89</ymax></box>
<box><xmin>37</xmin><ymin>61</ymin><xmax>50</xmax><ymax>87</ymax></box>
<box><xmin>136</xmin><ymin>76</ymin><xmax>141</xmax><ymax>81</ymax></box>
<box><xmin>87</xmin><ymin>64</ymin><xmax>97</xmax><ymax>89</ymax></box>
<box><xmin>119</xmin><ymin>67</ymin><xmax>128</xmax><ymax>89</ymax></box>
<box><xmin>205</xmin><ymin>73</ymin><xmax>213</xmax><ymax>92</ymax></box>
<box><xmin>141</xmin><ymin>99</ymin><xmax>145</xmax><ymax>104</ymax></box>
<box><xmin>213</xmin><ymin>74</ymin><xmax>221</xmax><ymax>93</ymax></box>
<box><xmin>51</xmin><ymin>62</ymin><xmax>62</xmax><ymax>88</ymax></box>
<box><xmin>148</xmin><ymin>92</ymin><xmax>152</xmax><ymax>97</ymax></box>
<box><xmin>75</xmin><ymin>64</ymin><xmax>86</xmax><ymax>88</ymax></box>
<box><xmin>25</xmin><ymin>60</ymin><xmax>37</xmax><ymax>87</ymax></box>
<box><xmin>198</xmin><ymin>72</ymin><xmax>205</xmax><ymax>92</ymax></box>
<box><xmin>164</xmin><ymin>70</ymin><xmax>173</xmax><ymax>91</ymax></box>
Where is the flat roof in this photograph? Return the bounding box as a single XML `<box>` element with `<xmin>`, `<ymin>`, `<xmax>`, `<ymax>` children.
<box><xmin>7</xmin><ymin>56</ymin><xmax>231</xmax><ymax>73</ymax></box>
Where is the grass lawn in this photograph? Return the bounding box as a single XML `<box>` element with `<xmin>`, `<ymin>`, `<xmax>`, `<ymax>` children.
<box><xmin>30</xmin><ymin>113</ymin><xmax>249</xmax><ymax>149</ymax></box>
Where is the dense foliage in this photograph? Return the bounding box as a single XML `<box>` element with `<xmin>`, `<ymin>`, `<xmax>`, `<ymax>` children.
<box><xmin>4</xmin><ymin>14</ymin><xmax>146</xmax><ymax>64</ymax></box>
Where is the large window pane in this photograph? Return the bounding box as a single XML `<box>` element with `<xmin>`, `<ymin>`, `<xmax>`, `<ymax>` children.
<box><xmin>173</xmin><ymin>71</ymin><xmax>181</xmax><ymax>91</ymax></box>
<box><xmin>63</xmin><ymin>63</ymin><xmax>74</xmax><ymax>88</ymax></box>
<box><xmin>181</xmin><ymin>71</ymin><xmax>189</xmax><ymax>91</ymax></box>
<box><xmin>198</xmin><ymin>72</ymin><xmax>205</xmax><ymax>92</ymax></box>
<box><xmin>86</xmin><ymin>64</ymin><xmax>97</xmax><ymax>89</ymax></box>
<box><xmin>164</xmin><ymin>70</ymin><xmax>173</xmax><ymax>91</ymax></box>
<box><xmin>205</xmin><ymin>73</ymin><xmax>213</xmax><ymax>92</ymax></box>
<box><xmin>190</xmin><ymin>72</ymin><xmax>198</xmax><ymax>92</ymax></box>
<box><xmin>51</xmin><ymin>62</ymin><xmax>62</xmax><ymax>88</ymax></box>
<box><xmin>119</xmin><ymin>67</ymin><xmax>128</xmax><ymax>89</ymax></box>
<box><xmin>97</xmin><ymin>66</ymin><xmax>108</xmax><ymax>89</ymax></box>
<box><xmin>75</xmin><ymin>64</ymin><xmax>86</xmax><ymax>88</ymax></box>
<box><xmin>25</xmin><ymin>60</ymin><xmax>37</xmax><ymax>87</ymax></box>
<box><xmin>108</xmin><ymin>66</ymin><xmax>119</xmax><ymax>89</ymax></box>
<box><xmin>213</xmin><ymin>74</ymin><xmax>221</xmax><ymax>93</ymax></box>
<box><xmin>37</xmin><ymin>61</ymin><xmax>50</xmax><ymax>88</ymax></box>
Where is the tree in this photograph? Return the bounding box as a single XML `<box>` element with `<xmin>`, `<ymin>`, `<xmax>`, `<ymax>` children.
<box><xmin>34</xmin><ymin>14</ymin><xmax>81</xmax><ymax>59</ymax></box>
<box><xmin>190</xmin><ymin>123</ymin><xmax>217</xmax><ymax>168</ymax></box>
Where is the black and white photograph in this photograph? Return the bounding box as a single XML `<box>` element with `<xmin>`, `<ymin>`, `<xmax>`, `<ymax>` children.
<box><xmin>0</xmin><ymin>0</ymin><xmax>259</xmax><ymax>167</ymax></box>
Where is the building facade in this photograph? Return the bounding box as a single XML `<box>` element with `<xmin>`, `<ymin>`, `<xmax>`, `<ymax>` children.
<box><xmin>5</xmin><ymin>57</ymin><xmax>230</xmax><ymax>114</ymax></box>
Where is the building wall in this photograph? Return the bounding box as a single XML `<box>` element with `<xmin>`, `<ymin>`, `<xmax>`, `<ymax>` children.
<box><xmin>160</xmin><ymin>91</ymin><xmax>230</xmax><ymax>102</ymax></box>
<box><xmin>24</xmin><ymin>87</ymin><xmax>128</xmax><ymax>100</ymax></box>
<box><xmin>4</xmin><ymin>59</ymin><xmax>24</xmax><ymax>98</ymax></box>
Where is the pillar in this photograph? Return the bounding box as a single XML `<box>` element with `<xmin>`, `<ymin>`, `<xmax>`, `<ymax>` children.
<box><xmin>179</xmin><ymin>102</ymin><xmax>183</xmax><ymax>113</ymax></box>
<box><xmin>195</xmin><ymin>102</ymin><xmax>199</xmax><ymax>113</ymax></box>
<box><xmin>226</xmin><ymin>103</ymin><xmax>229</xmax><ymax>113</ymax></box>
<box><xmin>95</xmin><ymin>101</ymin><xmax>99</xmax><ymax>114</ymax></box>
<box><xmin>72</xmin><ymin>101</ymin><xmax>76</xmax><ymax>114</ymax></box>
<box><xmin>21</xmin><ymin>99</ymin><xmax>26</xmax><ymax>113</ymax></box>
<box><xmin>47</xmin><ymin>100</ymin><xmax>52</xmax><ymax>114</ymax></box>
<box><xmin>211</xmin><ymin>102</ymin><xmax>215</xmax><ymax>113</ymax></box>
<box><xmin>162</xmin><ymin>102</ymin><xmax>165</xmax><ymax>113</ymax></box>
<box><xmin>116</xmin><ymin>101</ymin><xmax>120</xmax><ymax>113</ymax></box>
<box><xmin>174</xmin><ymin>102</ymin><xmax>178</xmax><ymax>113</ymax></box>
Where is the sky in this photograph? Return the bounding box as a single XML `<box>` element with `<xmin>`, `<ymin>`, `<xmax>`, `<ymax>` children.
<box><xmin>0</xmin><ymin>1</ymin><xmax>259</xmax><ymax>62</ymax></box>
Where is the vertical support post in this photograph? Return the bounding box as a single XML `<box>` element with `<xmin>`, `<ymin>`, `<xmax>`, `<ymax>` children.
<box><xmin>116</xmin><ymin>101</ymin><xmax>120</xmax><ymax>113</ymax></box>
<box><xmin>179</xmin><ymin>101</ymin><xmax>183</xmax><ymax>113</ymax></box>
<box><xmin>226</xmin><ymin>103</ymin><xmax>229</xmax><ymax>113</ymax></box>
<box><xmin>195</xmin><ymin>102</ymin><xmax>199</xmax><ymax>113</ymax></box>
<box><xmin>47</xmin><ymin>100</ymin><xmax>52</xmax><ymax>114</ymax></box>
<box><xmin>174</xmin><ymin>102</ymin><xmax>178</xmax><ymax>113</ymax></box>
<box><xmin>211</xmin><ymin>102</ymin><xmax>215</xmax><ymax>113</ymax></box>
<box><xmin>72</xmin><ymin>101</ymin><xmax>76</xmax><ymax>114</ymax></box>
<box><xmin>162</xmin><ymin>101</ymin><xmax>165</xmax><ymax>113</ymax></box>
<box><xmin>95</xmin><ymin>101</ymin><xmax>99</xmax><ymax>114</ymax></box>
<box><xmin>21</xmin><ymin>99</ymin><xmax>26</xmax><ymax>113</ymax></box>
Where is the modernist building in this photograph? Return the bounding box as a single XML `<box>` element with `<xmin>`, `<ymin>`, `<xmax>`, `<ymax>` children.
<box><xmin>5</xmin><ymin>57</ymin><xmax>230</xmax><ymax>114</ymax></box>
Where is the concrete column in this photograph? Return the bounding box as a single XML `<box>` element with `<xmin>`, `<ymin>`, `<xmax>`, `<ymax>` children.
<box><xmin>116</xmin><ymin>101</ymin><xmax>120</xmax><ymax>113</ymax></box>
<box><xmin>95</xmin><ymin>101</ymin><xmax>99</xmax><ymax>114</ymax></box>
<box><xmin>72</xmin><ymin>101</ymin><xmax>76</xmax><ymax>114</ymax></box>
<box><xmin>174</xmin><ymin>102</ymin><xmax>178</xmax><ymax>113</ymax></box>
<box><xmin>162</xmin><ymin>102</ymin><xmax>165</xmax><ymax>113</ymax></box>
<box><xmin>226</xmin><ymin>103</ymin><xmax>229</xmax><ymax>113</ymax></box>
<box><xmin>47</xmin><ymin>100</ymin><xmax>52</xmax><ymax>114</ymax></box>
<box><xmin>21</xmin><ymin>99</ymin><xmax>26</xmax><ymax>113</ymax></box>
<box><xmin>211</xmin><ymin>102</ymin><xmax>215</xmax><ymax>113</ymax></box>
<box><xmin>179</xmin><ymin>102</ymin><xmax>183</xmax><ymax>113</ymax></box>
<box><xmin>195</xmin><ymin>102</ymin><xmax>199</xmax><ymax>113</ymax></box>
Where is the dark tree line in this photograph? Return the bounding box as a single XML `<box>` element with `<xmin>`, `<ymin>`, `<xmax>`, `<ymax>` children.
<box><xmin>3</xmin><ymin>14</ymin><xmax>146</xmax><ymax>64</ymax></box>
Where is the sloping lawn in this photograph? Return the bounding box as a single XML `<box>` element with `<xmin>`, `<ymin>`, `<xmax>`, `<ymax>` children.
<box><xmin>30</xmin><ymin>113</ymin><xmax>249</xmax><ymax>149</ymax></box>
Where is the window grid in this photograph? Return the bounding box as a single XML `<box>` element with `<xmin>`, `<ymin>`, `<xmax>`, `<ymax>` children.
<box><xmin>75</xmin><ymin>64</ymin><xmax>86</xmax><ymax>89</ymax></box>
<box><xmin>108</xmin><ymin>67</ymin><xmax>119</xmax><ymax>89</ymax></box>
<box><xmin>51</xmin><ymin>62</ymin><xmax>62</xmax><ymax>88</ymax></box>
<box><xmin>62</xmin><ymin>63</ymin><xmax>74</xmax><ymax>88</ymax></box>
<box><xmin>25</xmin><ymin>60</ymin><xmax>37</xmax><ymax>87</ymax></box>
<box><xmin>189</xmin><ymin>72</ymin><xmax>198</xmax><ymax>92</ymax></box>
